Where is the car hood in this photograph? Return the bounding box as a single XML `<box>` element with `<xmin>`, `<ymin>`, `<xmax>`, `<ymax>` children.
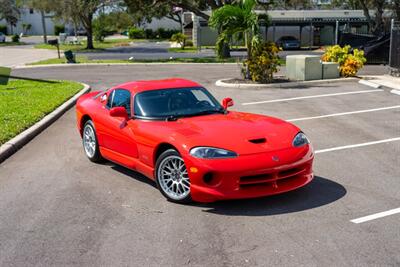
<box><xmin>167</xmin><ymin>111</ymin><xmax>300</xmax><ymax>155</ymax></box>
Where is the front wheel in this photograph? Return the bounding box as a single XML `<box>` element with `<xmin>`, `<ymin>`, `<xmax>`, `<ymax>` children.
<box><xmin>155</xmin><ymin>149</ymin><xmax>191</xmax><ymax>203</ymax></box>
<box><xmin>82</xmin><ymin>120</ymin><xmax>103</xmax><ymax>163</ymax></box>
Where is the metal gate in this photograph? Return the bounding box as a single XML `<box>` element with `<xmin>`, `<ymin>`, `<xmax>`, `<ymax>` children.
<box><xmin>389</xmin><ymin>20</ymin><xmax>400</xmax><ymax>76</ymax></box>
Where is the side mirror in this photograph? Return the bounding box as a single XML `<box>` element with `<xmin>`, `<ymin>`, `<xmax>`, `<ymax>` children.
<box><xmin>110</xmin><ymin>107</ymin><xmax>128</xmax><ymax>120</ymax></box>
<box><xmin>222</xmin><ymin>97</ymin><xmax>234</xmax><ymax>110</ymax></box>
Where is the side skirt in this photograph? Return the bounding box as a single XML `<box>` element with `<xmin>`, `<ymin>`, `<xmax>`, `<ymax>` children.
<box><xmin>99</xmin><ymin>147</ymin><xmax>155</xmax><ymax>180</ymax></box>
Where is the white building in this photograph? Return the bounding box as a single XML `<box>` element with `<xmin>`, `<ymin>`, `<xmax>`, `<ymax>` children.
<box><xmin>0</xmin><ymin>8</ymin><xmax>59</xmax><ymax>35</ymax></box>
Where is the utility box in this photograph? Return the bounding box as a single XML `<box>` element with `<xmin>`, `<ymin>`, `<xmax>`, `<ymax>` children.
<box><xmin>286</xmin><ymin>55</ymin><xmax>322</xmax><ymax>81</ymax></box>
<box><xmin>322</xmin><ymin>62</ymin><xmax>340</xmax><ymax>79</ymax></box>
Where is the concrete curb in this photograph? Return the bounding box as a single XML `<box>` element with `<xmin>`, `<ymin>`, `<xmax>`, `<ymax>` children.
<box><xmin>215</xmin><ymin>77</ymin><xmax>359</xmax><ymax>89</ymax></box>
<box><xmin>14</xmin><ymin>62</ymin><xmax>238</xmax><ymax>69</ymax></box>
<box><xmin>359</xmin><ymin>75</ymin><xmax>400</xmax><ymax>90</ymax></box>
<box><xmin>0</xmin><ymin>83</ymin><xmax>91</xmax><ymax>163</ymax></box>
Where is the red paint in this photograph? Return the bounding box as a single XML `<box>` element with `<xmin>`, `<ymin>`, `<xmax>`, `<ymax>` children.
<box><xmin>76</xmin><ymin>78</ymin><xmax>314</xmax><ymax>202</ymax></box>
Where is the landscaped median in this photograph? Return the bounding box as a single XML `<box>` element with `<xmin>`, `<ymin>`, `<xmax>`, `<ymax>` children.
<box><xmin>0</xmin><ymin>79</ymin><xmax>90</xmax><ymax>162</ymax></box>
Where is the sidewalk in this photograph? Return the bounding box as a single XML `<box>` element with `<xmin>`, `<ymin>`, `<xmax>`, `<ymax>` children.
<box><xmin>0</xmin><ymin>45</ymin><xmax>59</xmax><ymax>68</ymax></box>
<box><xmin>361</xmin><ymin>74</ymin><xmax>400</xmax><ymax>91</ymax></box>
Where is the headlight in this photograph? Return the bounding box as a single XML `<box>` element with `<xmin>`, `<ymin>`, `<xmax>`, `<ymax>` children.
<box><xmin>292</xmin><ymin>132</ymin><xmax>310</xmax><ymax>147</ymax></box>
<box><xmin>190</xmin><ymin>147</ymin><xmax>238</xmax><ymax>159</ymax></box>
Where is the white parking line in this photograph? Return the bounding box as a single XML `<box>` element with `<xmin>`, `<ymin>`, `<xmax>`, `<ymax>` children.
<box><xmin>315</xmin><ymin>137</ymin><xmax>400</xmax><ymax>154</ymax></box>
<box><xmin>287</xmin><ymin>105</ymin><xmax>400</xmax><ymax>122</ymax></box>
<box><xmin>351</xmin><ymin>208</ymin><xmax>400</xmax><ymax>224</ymax></box>
<box><xmin>241</xmin><ymin>89</ymin><xmax>384</xmax><ymax>106</ymax></box>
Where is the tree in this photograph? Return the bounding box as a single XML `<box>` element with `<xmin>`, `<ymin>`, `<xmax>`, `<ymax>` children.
<box><xmin>209</xmin><ymin>0</ymin><xmax>268</xmax><ymax>59</ymax></box>
<box><xmin>123</xmin><ymin>0</ymin><xmax>229</xmax><ymax>21</ymax></box>
<box><xmin>358</xmin><ymin>0</ymin><xmax>386</xmax><ymax>35</ymax></box>
<box><xmin>0</xmin><ymin>0</ymin><xmax>20</xmax><ymax>34</ymax></box>
<box><xmin>391</xmin><ymin>0</ymin><xmax>400</xmax><ymax>21</ymax></box>
<box><xmin>51</xmin><ymin>0</ymin><xmax>118</xmax><ymax>49</ymax></box>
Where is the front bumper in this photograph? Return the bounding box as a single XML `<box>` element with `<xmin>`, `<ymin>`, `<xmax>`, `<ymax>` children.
<box><xmin>183</xmin><ymin>145</ymin><xmax>314</xmax><ymax>202</ymax></box>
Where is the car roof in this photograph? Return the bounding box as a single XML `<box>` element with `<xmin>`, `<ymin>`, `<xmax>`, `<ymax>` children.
<box><xmin>114</xmin><ymin>78</ymin><xmax>201</xmax><ymax>94</ymax></box>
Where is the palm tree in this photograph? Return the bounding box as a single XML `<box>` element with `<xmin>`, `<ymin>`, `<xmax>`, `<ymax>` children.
<box><xmin>209</xmin><ymin>0</ymin><xmax>268</xmax><ymax>59</ymax></box>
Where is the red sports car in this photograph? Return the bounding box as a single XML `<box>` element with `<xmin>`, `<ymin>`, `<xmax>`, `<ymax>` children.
<box><xmin>76</xmin><ymin>78</ymin><xmax>314</xmax><ymax>203</ymax></box>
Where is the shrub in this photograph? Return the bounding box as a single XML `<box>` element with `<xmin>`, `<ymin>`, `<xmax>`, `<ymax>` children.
<box><xmin>321</xmin><ymin>45</ymin><xmax>366</xmax><ymax>77</ymax></box>
<box><xmin>186</xmin><ymin>40</ymin><xmax>194</xmax><ymax>47</ymax></box>
<box><xmin>170</xmin><ymin>33</ymin><xmax>187</xmax><ymax>49</ymax></box>
<box><xmin>54</xmin><ymin>24</ymin><xmax>65</xmax><ymax>36</ymax></box>
<box><xmin>11</xmin><ymin>34</ymin><xmax>20</xmax><ymax>43</ymax></box>
<box><xmin>155</xmin><ymin>28</ymin><xmax>179</xmax><ymax>39</ymax></box>
<box><xmin>0</xmin><ymin>25</ymin><xmax>7</xmax><ymax>35</ymax></box>
<box><xmin>93</xmin><ymin>19</ymin><xmax>107</xmax><ymax>42</ymax></box>
<box><xmin>128</xmin><ymin>27</ymin><xmax>145</xmax><ymax>39</ymax></box>
<box><xmin>243</xmin><ymin>42</ymin><xmax>281</xmax><ymax>83</ymax></box>
<box><xmin>144</xmin><ymin>29</ymin><xmax>155</xmax><ymax>39</ymax></box>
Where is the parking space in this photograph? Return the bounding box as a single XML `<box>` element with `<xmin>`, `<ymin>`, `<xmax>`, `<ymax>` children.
<box><xmin>1</xmin><ymin>65</ymin><xmax>399</xmax><ymax>265</ymax></box>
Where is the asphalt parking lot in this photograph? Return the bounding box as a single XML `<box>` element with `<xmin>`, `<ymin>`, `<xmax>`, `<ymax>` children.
<box><xmin>1</xmin><ymin>65</ymin><xmax>399</xmax><ymax>266</ymax></box>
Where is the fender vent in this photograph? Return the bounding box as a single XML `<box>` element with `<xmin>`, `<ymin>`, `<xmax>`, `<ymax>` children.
<box><xmin>248</xmin><ymin>138</ymin><xmax>266</xmax><ymax>144</ymax></box>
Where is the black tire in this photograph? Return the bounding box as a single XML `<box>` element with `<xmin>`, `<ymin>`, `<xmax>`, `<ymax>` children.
<box><xmin>82</xmin><ymin>120</ymin><xmax>103</xmax><ymax>163</ymax></box>
<box><xmin>155</xmin><ymin>149</ymin><xmax>192</xmax><ymax>203</ymax></box>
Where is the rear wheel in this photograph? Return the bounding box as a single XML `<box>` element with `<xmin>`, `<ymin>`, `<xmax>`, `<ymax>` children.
<box><xmin>155</xmin><ymin>149</ymin><xmax>191</xmax><ymax>203</ymax></box>
<box><xmin>82</xmin><ymin>120</ymin><xmax>103</xmax><ymax>163</ymax></box>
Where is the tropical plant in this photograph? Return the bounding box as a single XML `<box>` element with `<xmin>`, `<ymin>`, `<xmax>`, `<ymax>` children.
<box><xmin>209</xmin><ymin>0</ymin><xmax>268</xmax><ymax>59</ymax></box>
<box><xmin>244</xmin><ymin>42</ymin><xmax>281</xmax><ymax>83</ymax></box>
<box><xmin>22</xmin><ymin>23</ymin><xmax>31</xmax><ymax>35</ymax></box>
<box><xmin>170</xmin><ymin>32</ymin><xmax>187</xmax><ymax>49</ymax></box>
<box><xmin>322</xmin><ymin>45</ymin><xmax>366</xmax><ymax>77</ymax></box>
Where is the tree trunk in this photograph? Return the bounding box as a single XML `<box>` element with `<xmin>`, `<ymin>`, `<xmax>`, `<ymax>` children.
<box><xmin>40</xmin><ymin>10</ymin><xmax>47</xmax><ymax>43</ymax></box>
<box><xmin>85</xmin><ymin>13</ymin><xmax>94</xmax><ymax>50</ymax></box>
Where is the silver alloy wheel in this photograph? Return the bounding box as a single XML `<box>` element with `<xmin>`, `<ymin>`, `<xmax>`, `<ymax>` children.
<box><xmin>83</xmin><ymin>124</ymin><xmax>96</xmax><ymax>158</ymax></box>
<box><xmin>158</xmin><ymin>155</ymin><xmax>190</xmax><ymax>201</ymax></box>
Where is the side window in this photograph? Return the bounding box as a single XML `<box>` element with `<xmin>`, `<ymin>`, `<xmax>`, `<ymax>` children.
<box><xmin>111</xmin><ymin>89</ymin><xmax>131</xmax><ymax>116</ymax></box>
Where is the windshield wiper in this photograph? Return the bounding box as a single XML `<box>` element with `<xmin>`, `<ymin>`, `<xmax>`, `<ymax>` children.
<box><xmin>166</xmin><ymin>115</ymin><xmax>179</xmax><ymax>121</ymax></box>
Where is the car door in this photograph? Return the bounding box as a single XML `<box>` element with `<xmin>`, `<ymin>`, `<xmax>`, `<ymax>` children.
<box><xmin>100</xmin><ymin>89</ymin><xmax>139</xmax><ymax>160</ymax></box>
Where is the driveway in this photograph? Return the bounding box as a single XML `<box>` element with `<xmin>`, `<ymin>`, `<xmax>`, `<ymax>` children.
<box><xmin>0</xmin><ymin>45</ymin><xmax>59</xmax><ymax>67</ymax></box>
<box><xmin>1</xmin><ymin>64</ymin><xmax>399</xmax><ymax>266</ymax></box>
<box><xmin>79</xmin><ymin>41</ymin><xmax>324</xmax><ymax>61</ymax></box>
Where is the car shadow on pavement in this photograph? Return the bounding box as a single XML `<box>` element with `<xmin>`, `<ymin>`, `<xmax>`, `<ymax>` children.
<box><xmin>198</xmin><ymin>176</ymin><xmax>346</xmax><ymax>216</ymax></box>
<box><xmin>110</xmin><ymin>164</ymin><xmax>157</xmax><ymax>188</ymax></box>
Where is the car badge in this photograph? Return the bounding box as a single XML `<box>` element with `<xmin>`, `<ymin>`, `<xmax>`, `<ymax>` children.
<box><xmin>272</xmin><ymin>155</ymin><xmax>280</xmax><ymax>162</ymax></box>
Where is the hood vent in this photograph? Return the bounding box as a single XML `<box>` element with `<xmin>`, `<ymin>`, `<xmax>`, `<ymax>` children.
<box><xmin>248</xmin><ymin>137</ymin><xmax>266</xmax><ymax>144</ymax></box>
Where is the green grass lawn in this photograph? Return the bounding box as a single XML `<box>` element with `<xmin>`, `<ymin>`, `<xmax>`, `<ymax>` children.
<box><xmin>29</xmin><ymin>56</ymin><xmax>239</xmax><ymax>65</ymax></box>
<box><xmin>168</xmin><ymin>47</ymin><xmax>200</xmax><ymax>53</ymax></box>
<box><xmin>0</xmin><ymin>80</ymin><xmax>83</xmax><ymax>145</ymax></box>
<box><xmin>0</xmin><ymin>42</ymin><xmax>28</xmax><ymax>46</ymax></box>
<box><xmin>34</xmin><ymin>38</ymin><xmax>133</xmax><ymax>52</ymax></box>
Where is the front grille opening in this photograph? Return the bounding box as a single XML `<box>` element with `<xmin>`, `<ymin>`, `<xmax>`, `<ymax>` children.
<box><xmin>278</xmin><ymin>166</ymin><xmax>306</xmax><ymax>179</ymax></box>
<box><xmin>239</xmin><ymin>173</ymin><xmax>274</xmax><ymax>185</ymax></box>
<box><xmin>239</xmin><ymin>165</ymin><xmax>307</xmax><ymax>189</ymax></box>
<box><xmin>248</xmin><ymin>138</ymin><xmax>266</xmax><ymax>144</ymax></box>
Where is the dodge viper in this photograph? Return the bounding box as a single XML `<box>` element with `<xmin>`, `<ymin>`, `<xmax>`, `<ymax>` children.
<box><xmin>76</xmin><ymin>78</ymin><xmax>314</xmax><ymax>203</ymax></box>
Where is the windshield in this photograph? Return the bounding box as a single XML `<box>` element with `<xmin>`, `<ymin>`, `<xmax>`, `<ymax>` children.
<box><xmin>134</xmin><ymin>87</ymin><xmax>224</xmax><ymax>119</ymax></box>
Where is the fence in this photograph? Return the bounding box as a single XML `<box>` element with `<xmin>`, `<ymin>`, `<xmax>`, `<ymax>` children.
<box><xmin>389</xmin><ymin>20</ymin><xmax>400</xmax><ymax>76</ymax></box>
